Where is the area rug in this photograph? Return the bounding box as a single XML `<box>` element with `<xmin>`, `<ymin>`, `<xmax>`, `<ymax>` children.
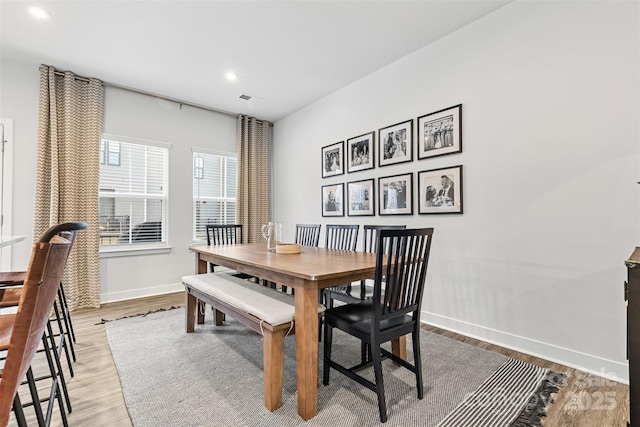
<box><xmin>106</xmin><ymin>309</ymin><xmax>564</xmax><ymax>427</ymax></box>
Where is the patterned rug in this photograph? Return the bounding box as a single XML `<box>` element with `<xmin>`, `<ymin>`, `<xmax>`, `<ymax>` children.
<box><xmin>106</xmin><ymin>308</ymin><xmax>563</xmax><ymax>427</ymax></box>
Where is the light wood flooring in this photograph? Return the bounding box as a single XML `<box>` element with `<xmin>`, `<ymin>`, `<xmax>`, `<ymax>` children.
<box><xmin>8</xmin><ymin>292</ymin><xmax>630</xmax><ymax>426</ymax></box>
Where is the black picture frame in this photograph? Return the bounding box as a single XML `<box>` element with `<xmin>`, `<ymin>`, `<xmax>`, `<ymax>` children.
<box><xmin>321</xmin><ymin>141</ymin><xmax>344</xmax><ymax>178</ymax></box>
<box><xmin>322</xmin><ymin>183</ymin><xmax>344</xmax><ymax>217</ymax></box>
<box><xmin>418</xmin><ymin>165</ymin><xmax>463</xmax><ymax>214</ymax></box>
<box><xmin>378</xmin><ymin>119</ymin><xmax>413</xmax><ymax>167</ymax></box>
<box><xmin>378</xmin><ymin>173</ymin><xmax>413</xmax><ymax>216</ymax></box>
<box><xmin>346</xmin><ymin>131</ymin><xmax>375</xmax><ymax>173</ymax></box>
<box><xmin>347</xmin><ymin>178</ymin><xmax>375</xmax><ymax>217</ymax></box>
<box><xmin>417</xmin><ymin>104</ymin><xmax>462</xmax><ymax>160</ymax></box>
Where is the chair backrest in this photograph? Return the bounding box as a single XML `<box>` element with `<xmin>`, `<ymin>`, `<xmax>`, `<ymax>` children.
<box><xmin>206</xmin><ymin>224</ymin><xmax>243</xmax><ymax>245</ymax></box>
<box><xmin>362</xmin><ymin>225</ymin><xmax>407</xmax><ymax>254</ymax></box>
<box><xmin>325</xmin><ymin>224</ymin><xmax>359</xmax><ymax>251</ymax></box>
<box><xmin>372</xmin><ymin>228</ymin><xmax>434</xmax><ymax>324</ymax></box>
<box><xmin>295</xmin><ymin>224</ymin><xmax>321</xmax><ymax>247</ymax></box>
<box><xmin>0</xmin><ymin>222</ymin><xmax>86</xmax><ymax>425</ymax></box>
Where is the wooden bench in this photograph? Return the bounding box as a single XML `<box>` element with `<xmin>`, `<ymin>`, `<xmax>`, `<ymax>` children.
<box><xmin>183</xmin><ymin>272</ymin><xmax>325</xmax><ymax>411</ymax></box>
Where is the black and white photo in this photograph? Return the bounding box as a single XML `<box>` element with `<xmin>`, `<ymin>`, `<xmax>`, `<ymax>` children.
<box><xmin>347</xmin><ymin>132</ymin><xmax>375</xmax><ymax>173</ymax></box>
<box><xmin>417</xmin><ymin>104</ymin><xmax>462</xmax><ymax>160</ymax></box>
<box><xmin>347</xmin><ymin>179</ymin><xmax>374</xmax><ymax>216</ymax></box>
<box><xmin>378</xmin><ymin>173</ymin><xmax>413</xmax><ymax>215</ymax></box>
<box><xmin>321</xmin><ymin>141</ymin><xmax>344</xmax><ymax>178</ymax></box>
<box><xmin>322</xmin><ymin>183</ymin><xmax>344</xmax><ymax>217</ymax></box>
<box><xmin>378</xmin><ymin>120</ymin><xmax>413</xmax><ymax>167</ymax></box>
<box><xmin>418</xmin><ymin>165</ymin><xmax>463</xmax><ymax>214</ymax></box>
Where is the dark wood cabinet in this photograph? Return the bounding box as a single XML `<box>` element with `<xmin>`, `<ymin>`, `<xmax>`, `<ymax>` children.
<box><xmin>625</xmin><ymin>247</ymin><xmax>640</xmax><ymax>426</ymax></box>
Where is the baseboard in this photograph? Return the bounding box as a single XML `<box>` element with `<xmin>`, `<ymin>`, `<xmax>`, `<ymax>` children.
<box><xmin>422</xmin><ymin>310</ymin><xmax>629</xmax><ymax>384</ymax></box>
<box><xmin>100</xmin><ymin>282</ymin><xmax>184</xmax><ymax>304</ymax></box>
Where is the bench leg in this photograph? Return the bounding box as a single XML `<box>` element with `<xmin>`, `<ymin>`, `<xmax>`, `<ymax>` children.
<box><xmin>186</xmin><ymin>291</ymin><xmax>196</xmax><ymax>333</ymax></box>
<box><xmin>214</xmin><ymin>309</ymin><xmax>224</xmax><ymax>326</ymax></box>
<box><xmin>263</xmin><ymin>328</ymin><xmax>286</xmax><ymax>411</ymax></box>
<box><xmin>197</xmin><ymin>300</ymin><xmax>205</xmax><ymax>325</ymax></box>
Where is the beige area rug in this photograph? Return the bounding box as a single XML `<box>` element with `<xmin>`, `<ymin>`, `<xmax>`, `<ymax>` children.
<box><xmin>106</xmin><ymin>308</ymin><xmax>564</xmax><ymax>427</ymax></box>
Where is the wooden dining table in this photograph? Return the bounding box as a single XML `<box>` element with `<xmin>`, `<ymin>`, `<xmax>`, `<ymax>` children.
<box><xmin>189</xmin><ymin>242</ymin><xmax>406</xmax><ymax>421</ymax></box>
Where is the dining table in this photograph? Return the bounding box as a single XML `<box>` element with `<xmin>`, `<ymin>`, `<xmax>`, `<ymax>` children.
<box><xmin>189</xmin><ymin>242</ymin><xmax>406</xmax><ymax>421</ymax></box>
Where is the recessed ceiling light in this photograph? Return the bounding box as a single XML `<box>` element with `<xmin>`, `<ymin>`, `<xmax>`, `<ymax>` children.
<box><xmin>28</xmin><ymin>5</ymin><xmax>50</xmax><ymax>20</ymax></box>
<box><xmin>225</xmin><ymin>72</ymin><xmax>238</xmax><ymax>81</ymax></box>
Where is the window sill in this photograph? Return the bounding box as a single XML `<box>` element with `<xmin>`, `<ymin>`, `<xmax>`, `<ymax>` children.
<box><xmin>99</xmin><ymin>245</ymin><xmax>172</xmax><ymax>258</ymax></box>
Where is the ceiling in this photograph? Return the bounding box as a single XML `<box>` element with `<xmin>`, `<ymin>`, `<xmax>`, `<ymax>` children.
<box><xmin>1</xmin><ymin>1</ymin><xmax>511</xmax><ymax>122</ymax></box>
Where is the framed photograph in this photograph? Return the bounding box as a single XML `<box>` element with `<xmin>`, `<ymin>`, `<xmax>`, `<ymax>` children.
<box><xmin>418</xmin><ymin>165</ymin><xmax>463</xmax><ymax>214</ymax></box>
<box><xmin>347</xmin><ymin>179</ymin><xmax>375</xmax><ymax>216</ymax></box>
<box><xmin>346</xmin><ymin>132</ymin><xmax>374</xmax><ymax>173</ymax></box>
<box><xmin>378</xmin><ymin>173</ymin><xmax>413</xmax><ymax>216</ymax></box>
<box><xmin>321</xmin><ymin>141</ymin><xmax>344</xmax><ymax>178</ymax></box>
<box><xmin>322</xmin><ymin>183</ymin><xmax>344</xmax><ymax>217</ymax></box>
<box><xmin>417</xmin><ymin>104</ymin><xmax>462</xmax><ymax>160</ymax></box>
<box><xmin>378</xmin><ymin>119</ymin><xmax>413</xmax><ymax>167</ymax></box>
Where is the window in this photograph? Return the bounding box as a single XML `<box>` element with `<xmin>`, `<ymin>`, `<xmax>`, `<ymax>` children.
<box><xmin>99</xmin><ymin>136</ymin><xmax>169</xmax><ymax>247</ymax></box>
<box><xmin>100</xmin><ymin>140</ymin><xmax>121</xmax><ymax>166</ymax></box>
<box><xmin>193</xmin><ymin>150</ymin><xmax>237</xmax><ymax>241</ymax></box>
<box><xmin>194</xmin><ymin>155</ymin><xmax>204</xmax><ymax>179</ymax></box>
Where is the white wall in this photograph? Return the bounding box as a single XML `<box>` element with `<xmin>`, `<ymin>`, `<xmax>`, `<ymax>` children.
<box><xmin>0</xmin><ymin>56</ymin><xmax>41</xmax><ymax>271</ymax></box>
<box><xmin>272</xmin><ymin>0</ymin><xmax>640</xmax><ymax>381</ymax></box>
<box><xmin>100</xmin><ymin>89</ymin><xmax>236</xmax><ymax>302</ymax></box>
<box><xmin>0</xmin><ymin>57</ymin><xmax>237</xmax><ymax>302</ymax></box>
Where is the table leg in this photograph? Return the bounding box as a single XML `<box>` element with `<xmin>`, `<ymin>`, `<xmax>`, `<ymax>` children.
<box><xmin>294</xmin><ymin>281</ymin><xmax>318</xmax><ymax>420</ymax></box>
<box><xmin>391</xmin><ymin>336</ymin><xmax>407</xmax><ymax>364</ymax></box>
<box><xmin>196</xmin><ymin>253</ymin><xmax>207</xmax><ymax>274</ymax></box>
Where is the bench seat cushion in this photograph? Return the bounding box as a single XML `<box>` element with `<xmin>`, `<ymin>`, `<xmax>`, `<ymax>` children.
<box><xmin>182</xmin><ymin>272</ymin><xmax>325</xmax><ymax>326</ymax></box>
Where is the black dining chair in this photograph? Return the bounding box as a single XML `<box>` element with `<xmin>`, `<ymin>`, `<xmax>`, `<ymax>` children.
<box><xmin>321</xmin><ymin>224</ymin><xmax>360</xmax><ymax>306</ymax></box>
<box><xmin>326</xmin><ymin>225</ymin><xmax>406</xmax><ymax>306</ymax></box>
<box><xmin>280</xmin><ymin>224</ymin><xmax>322</xmax><ymax>294</ymax></box>
<box><xmin>294</xmin><ymin>223</ymin><xmax>321</xmax><ymax>248</ymax></box>
<box><xmin>205</xmin><ymin>224</ymin><xmax>243</xmax><ymax>273</ymax></box>
<box><xmin>323</xmin><ymin>227</ymin><xmax>434</xmax><ymax>423</ymax></box>
<box><xmin>324</xmin><ymin>224</ymin><xmax>359</xmax><ymax>252</ymax></box>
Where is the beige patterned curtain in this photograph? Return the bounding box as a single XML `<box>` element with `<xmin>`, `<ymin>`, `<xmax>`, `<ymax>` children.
<box><xmin>237</xmin><ymin>115</ymin><xmax>271</xmax><ymax>243</ymax></box>
<box><xmin>34</xmin><ymin>64</ymin><xmax>103</xmax><ymax>310</ymax></box>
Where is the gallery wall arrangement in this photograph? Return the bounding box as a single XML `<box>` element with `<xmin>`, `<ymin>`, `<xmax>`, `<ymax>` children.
<box><xmin>321</xmin><ymin>104</ymin><xmax>463</xmax><ymax>217</ymax></box>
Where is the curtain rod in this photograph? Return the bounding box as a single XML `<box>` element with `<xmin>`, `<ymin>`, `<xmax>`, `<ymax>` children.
<box><xmin>52</xmin><ymin>69</ymin><xmax>270</xmax><ymax>125</ymax></box>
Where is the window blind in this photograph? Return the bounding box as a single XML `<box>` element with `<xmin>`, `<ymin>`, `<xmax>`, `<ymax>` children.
<box><xmin>192</xmin><ymin>151</ymin><xmax>237</xmax><ymax>241</ymax></box>
<box><xmin>99</xmin><ymin>138</ymin><xmax>169</xmax><ymax>246</ymax></box>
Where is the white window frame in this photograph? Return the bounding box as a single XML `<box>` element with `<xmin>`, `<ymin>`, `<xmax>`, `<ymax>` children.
<box><xmin>192</xmin><ymin>147</ymin><xmax>237</xmax><ymax>243</ymax></box>
<box><xmin>99</xmin><ymin>134</ymin><xmax>171</xmax><ymax>257</ymax></box>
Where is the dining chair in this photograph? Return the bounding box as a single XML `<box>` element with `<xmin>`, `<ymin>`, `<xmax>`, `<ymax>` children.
<box><xmin>205</xmin><ymin>224</ymin><xmax>243</xmax><ymax>273</ymax></box>
<box><xmin>205</xmin><ymin>224</ymin><xmax>255</xmax><ymax>278</ymax></box>
<box><xmin>319</xmin><ymin>224</ymin><xmax>359</xmax><ymax>304</ymax></box>
<box><xmin>324</xmin><ymin>224</ymin><xmax>359</xmax><ymax>251</ymax></box>
<box><xmin>204</xmin><ymin>224</ymin><xmax>256</xmax><ymax>319</ymax></box>
<box><xmin>322</xmin><ymin>227</ymin><xmax>434</xmax><ymax>423</ymax></box>
<box><xmin>326</xmin><ymin>225</ymin><xmax>407</xmax><ymax>306</ymax></box>
<box><xmin>0</xmin><ymin>221</ymin><xmax>87</xmax><ymax>427</ymax></box>
<box><xmin>280</xmin><ymin>224</ymin><xmax>322</xmax><ymax>294</ymax></box>
<box><xmin>294</xmin><ymin>224</ymin><xmax>321</xmax><ymax>248</ymax></box>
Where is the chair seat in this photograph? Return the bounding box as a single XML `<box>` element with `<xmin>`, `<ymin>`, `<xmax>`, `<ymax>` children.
<box><xmin>325</xmin><ymin>301</ymin><xmax>413</xmax><ymax>335</ymax></box>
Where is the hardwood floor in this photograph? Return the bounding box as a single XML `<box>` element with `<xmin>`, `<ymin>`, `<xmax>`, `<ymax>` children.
<box><xmin>8</xmin><ymin>292</ymin><xmax>630</xmax><ymax>426</ymax></box>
